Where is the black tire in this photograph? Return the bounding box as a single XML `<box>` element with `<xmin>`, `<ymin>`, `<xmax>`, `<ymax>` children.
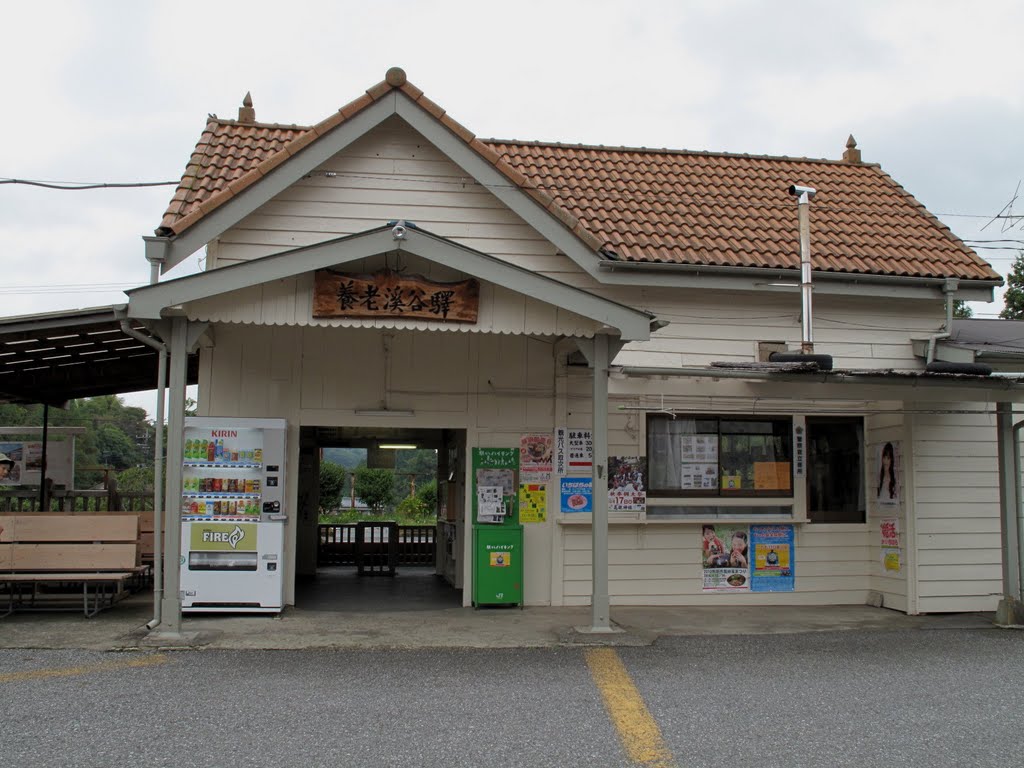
<box><xmin>768</xmin><ymin>352</ymin><xmax>834</xmax><ymax>371</ymax></box>
<box><xmin>925</xmin><ymin>361</ymin><xmax>992</xmax><ymax>376</ymax></box>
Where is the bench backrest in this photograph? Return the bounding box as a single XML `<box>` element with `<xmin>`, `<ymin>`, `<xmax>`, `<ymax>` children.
<box><xmin>0</xmin><ymin>515</ymin><xmax>140</xmax><ymax>572</ymax></box>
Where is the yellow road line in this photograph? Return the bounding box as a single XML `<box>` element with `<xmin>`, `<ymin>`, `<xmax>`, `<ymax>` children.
<box><xmin>585</xmin><ymin>647</ymin><xmax>677</xmax><ymax>768</ymax></box>
<box><xmin>0</xmin><ymin>653</ymin><xmax>168</xmax><ymax>684</ymax></box>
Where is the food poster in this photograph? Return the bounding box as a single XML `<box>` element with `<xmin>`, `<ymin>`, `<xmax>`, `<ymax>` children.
<box><xmin>0</xmin><ymin>440</ymin><xmax>72</xmax><ymax>487</ymax></box>
<box><xmin>560</xmin><ymin>477</ymin><xmax>593</xmax><ymax>513</ymax></box>
<box><xmin>608</xmin><ymin>456</ymin><xmax>646</xmax><ymax>512</ymax></box>
<box><xmin>472</xmin><ymin>448</ymin><xmax>518</xmax><ymax>525</ymax></box>
<box><xmin>750</xmin><ymin>524</ymin><xmax>795</xmax><ymax>592</ymax></box>
<box><xmin>520</xmin><ymin>433</ymin><xmax>553</xmax><ymax>479</ymax></box>
<box><xmin>880</xmin><ymin>517</ymin><xmax>901</xmax><ymax>573</ymax></box>
<box><xmin>519</xmin><ymin>483</ymin><xmax>547</xmax><ymax>523</ymax></box>
<box><xmin>679</xmin><ymin>434</ymin><xmax>718</xmax><ymax>489</ymax></box>
<box><xmin>701</xmin><ymin>523</ymin><xmax>751</xmax><ymax>591</ymax></box>
<box><xmin>875</xmin><ymin>441</ymin><xmax>901</xmax><ymax>507</ymax></box>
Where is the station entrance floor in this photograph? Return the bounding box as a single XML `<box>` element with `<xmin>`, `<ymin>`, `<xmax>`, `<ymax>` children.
<box><xmin>296</xmin><ymin>566</ymin><xmax>461</xmax><ymax>612</ymax></box>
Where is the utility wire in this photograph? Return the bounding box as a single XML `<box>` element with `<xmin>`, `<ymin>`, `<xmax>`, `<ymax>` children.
<box><xmin>0</xmin><ymin>178</ymin><xmax>177</xmax><ymax>190</ymax></box>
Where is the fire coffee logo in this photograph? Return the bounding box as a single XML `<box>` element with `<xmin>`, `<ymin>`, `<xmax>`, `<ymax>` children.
<box><xmin>202</xmin><ymin>525</ymin><xmax>246</xmax><ymax>549</ymax></box>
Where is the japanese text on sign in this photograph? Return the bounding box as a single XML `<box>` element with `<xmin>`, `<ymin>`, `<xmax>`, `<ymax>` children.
<box><xmin>313</xmin><ymin>269</ymin><xmax>479</xmax><ymax>322</ymax></box>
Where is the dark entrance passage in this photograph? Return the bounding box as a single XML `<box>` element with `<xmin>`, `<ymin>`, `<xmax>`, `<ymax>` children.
<box><xmin>295</xmin><ymin>426</ymin><xmax>466</xmax><ymax>612</ymax></box>
<box><xmin>295</xmin><ymin>567</ymin><xmax>460</xmax><ymax>612</ymax></box>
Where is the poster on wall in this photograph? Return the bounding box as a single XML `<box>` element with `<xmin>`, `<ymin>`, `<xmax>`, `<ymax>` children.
<box><xmin>566</xmin><ymin>429</ymin><xmax>593</xmax><ymax>473</ymax></box>
<box><xmin>608</xmin><ymin>456</ymin><xmax>646</xmax><ymax>512</ymax></box>
<box><xmin>520</xmin><ymin>433</ymin><xmax>553</xmax><ymax>479</ymax></box>
<box><xmin>519</xmin><ymin>483</ymin><xmax>547</xmax><ymax>523</ymax></box>
<box><xmin>880</xmin><ymin>517</ymin><xmax>902</xmax><ymax>573</ymax></box>
<box><xmin>0</xmin><ymin>440</ymin><xmax>74</xmax><ymax>487</ymax></box>
<box><xmin>701</xmin><ymin>523</ymin><xmax>750</xmax><ymax>591</ymax></box>
<box><xmin>875</xmin><ymin>441</ymin><xmax>901</xmax><ymax>507</ymax></box>
<box><xmin>750</xmin><ymin>524</ymin><xmax>795</xmax><ymax>592</ymax></box>
<box><xmin>560</xmin><ymin>477</ymin><xmax>593</xmax><ymax>513</ymax></box>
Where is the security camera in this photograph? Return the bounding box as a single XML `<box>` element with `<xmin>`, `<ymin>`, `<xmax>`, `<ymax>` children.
<box><xmin>788</xmin><ymin>185</ymin><xmax>817</xmax><ymax>199</ymax></box>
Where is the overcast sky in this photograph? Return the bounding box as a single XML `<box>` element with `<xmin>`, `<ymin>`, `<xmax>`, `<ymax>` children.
<box><xmin>1</xmin><ymin>0</ymin><xmax>1022</xmax><ymax>416</ymax></box>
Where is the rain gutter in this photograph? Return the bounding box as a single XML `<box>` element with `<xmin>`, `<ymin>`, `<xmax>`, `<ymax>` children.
<box><xmin>117</xmin><ymin>315</ymin><xmax>167</xmax><ymax>630</ymax></box>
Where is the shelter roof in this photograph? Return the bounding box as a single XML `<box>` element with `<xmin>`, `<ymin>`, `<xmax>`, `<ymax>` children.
<box><xmin>0</xmin><ymin>306</ymin><xmax>197</xmax><ymax>405</ymax></box>
<box><xmin>157</xmin><ymin>69</ymin><xmax>998</xmax><ymax>284</ymax></box>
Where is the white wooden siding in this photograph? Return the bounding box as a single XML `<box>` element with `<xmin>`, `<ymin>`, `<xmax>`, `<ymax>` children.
<box><xmin>210</xmin><ymin>116</ymin><xmax>587</xmax><ymax>284</ymax></box>
<box><xmin>910</xmin><ymin>405</ymin><xmax>1003</xmax><ymax>613</ymax></box>
<box><xmin>560</xmin><ymin>524</ymin><xmax>870</xmax><ymax>606</ymax></box>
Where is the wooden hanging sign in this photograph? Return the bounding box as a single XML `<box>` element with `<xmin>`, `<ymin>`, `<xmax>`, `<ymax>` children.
<box><xmin>313</xmin><ymin>269</ymin><xmax>480</xmax><ymax>323</ymax></box>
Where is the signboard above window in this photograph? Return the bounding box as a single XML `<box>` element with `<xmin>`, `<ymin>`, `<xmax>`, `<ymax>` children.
<box><xmin>313</xmin><ymin>268</ymin><xmax>480</xmax><ymax>323</ymax></box>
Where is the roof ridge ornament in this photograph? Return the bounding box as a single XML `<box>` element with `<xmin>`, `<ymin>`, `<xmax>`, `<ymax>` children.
<box><xmin>385</xmin><ymin>67</ymin><xmax>407</xmax><ymax>87</ymax></box>
<box><xmin>238</xmin><ymin>92</ymin><xmax>255</xmax><ymax>123</ymax></box>
<box><xmin>843</xmin><ymin>134</ymin><xmax>862</xmax><ymax>163</ymax></box>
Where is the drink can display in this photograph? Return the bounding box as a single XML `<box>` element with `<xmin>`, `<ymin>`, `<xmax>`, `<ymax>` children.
<box><xmin>245</xmin><ymin>479</ymin><xmax>253</xmax><ymax>494</ymax></box>
<box><xmin>205</xmin><ymin>501</ymin><xmax>214</xmax><ymax>515</ymax></box>
<box><xmin>190</xmin><ymin>501</ymin><xmax>199</xmax><ymax>515</ymax></box>
<box><xmin>252</xmin><ymin>479</ymin><xmax>261</xmax><ymax>494</ymax></box>
<box><xmin>184</xmin><ymin>439</ymin><xmax>193</xmax><ymax>460</ymax></box>
<box><xmin>253</xmin><ymin>448</ymin><xmax>263</xmax><ymax>463</ymax></box>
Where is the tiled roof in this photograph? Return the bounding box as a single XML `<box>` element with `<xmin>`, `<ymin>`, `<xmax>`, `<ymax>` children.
<box><xmin>158</xmin><ymin>69</ymin><xmax>1000</xmax><ymax>283</ymax></box>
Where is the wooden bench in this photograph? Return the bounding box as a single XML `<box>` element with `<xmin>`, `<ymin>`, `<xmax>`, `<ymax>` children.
<box><xmin>0</xmin><ymin>514</ymin><xmax>147</xmax><ymax>617</ymax></box>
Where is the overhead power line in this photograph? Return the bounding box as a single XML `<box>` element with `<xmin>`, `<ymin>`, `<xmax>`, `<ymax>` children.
<box><xmin>0</xmin><ymin>178</ymin><xmax>178</xmax><ymax>190</ymax></box>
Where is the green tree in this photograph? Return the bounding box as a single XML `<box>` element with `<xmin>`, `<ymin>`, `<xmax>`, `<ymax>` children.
<box><xmin>318</xmin><ymin>461</ymin><xmax>348</xmax><ymax>512</ymax></box>
<box><xmin>116</xmin><ymin>466</ymin><xmax>154</xmax><ymax>494</ymax></box>
<box><xmin>416</xmin><ymin>478</ymin><xmax>439</xmax><ymax>513</ymax></box>
<box><xmin>1000</xmin><ymin>251</ymin><xmax>1024</xmax><ymax>319</ymax></box>
<box><xmin>953</xmin><ymin>300</ymin><xmax>973</xmax><ymax>319</ymax></box>
<box><xmin>354</xmin><ymin>467</ymin><xmax>395</xmax><ymax>512</ymax></box>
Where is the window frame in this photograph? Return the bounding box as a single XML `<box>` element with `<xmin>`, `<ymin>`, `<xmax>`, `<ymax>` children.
<box><xmin>646</xmin><ymin>413</ymin><xmax>795</xmax><ymax>500</ymax></box>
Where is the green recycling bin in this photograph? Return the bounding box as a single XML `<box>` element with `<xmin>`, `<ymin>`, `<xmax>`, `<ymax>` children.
<box><xmin>472</xmin><ymin>525</ymin><xmax>523</xmax><ymax>607</ymax></box>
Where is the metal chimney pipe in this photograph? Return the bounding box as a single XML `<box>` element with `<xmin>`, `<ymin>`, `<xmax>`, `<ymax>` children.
<box><xmin>789</xmin><ymin>185</ymin><xmax>817</xmax><ymax>354</ymax></box>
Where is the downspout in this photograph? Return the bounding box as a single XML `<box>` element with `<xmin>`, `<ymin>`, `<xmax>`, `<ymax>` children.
<box><xmin>925</xmin><ymin>278</ymin><xmax>960</xmax><ymax>364</ymax></box>
<box><xmin>118</xmin><ymin>315</ymin><xmax>167</xmax><ymax>630</ymax></box>
<box><xmin>1013</xmin><ymin>417</ymin><xmax>1024</xmax><ymax>605</ymax></box>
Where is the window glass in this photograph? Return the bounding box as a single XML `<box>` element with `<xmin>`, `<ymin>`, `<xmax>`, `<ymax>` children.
<box><xmin>806</xmin><ymin>417</ymin><xmax>865</xmax><ymax>524</ymax></box>
<box><xmin>647</xmin><ymin>415</ymin><xmax>792</xmax><ymax>497</ymax></box>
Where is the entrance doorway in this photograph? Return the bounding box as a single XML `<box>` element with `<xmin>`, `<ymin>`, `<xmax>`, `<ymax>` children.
<box><xmin>295</xmin><ymin>426</ymin><xmax>465</xmax><ymax>612</ymax></box>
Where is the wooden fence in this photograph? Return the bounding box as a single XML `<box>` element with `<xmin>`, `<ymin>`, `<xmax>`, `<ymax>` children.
<box><xmin>318</xmin><ymin>523</ymin><xmax>435</xmax><ymax>568</ymax></box>
<box><xmin>0</xmin><ymin>490</ymin><xmax>154</xmax><ymax>514</ymax></box>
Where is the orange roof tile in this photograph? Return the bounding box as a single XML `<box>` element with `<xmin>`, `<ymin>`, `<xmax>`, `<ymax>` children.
<box><xmin>157</xmin><ymin>70</ymin><xmax>1000</xmax><ymax>283</ymax></box>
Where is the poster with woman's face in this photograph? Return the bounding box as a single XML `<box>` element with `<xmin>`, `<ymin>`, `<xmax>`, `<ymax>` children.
<box><xmin>875</xmin><ymin>441</ymin><xmax>900</xmax><ymax>506</ymax></box>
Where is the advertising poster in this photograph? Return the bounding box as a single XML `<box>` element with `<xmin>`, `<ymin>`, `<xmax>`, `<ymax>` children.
<box><xmin>520</xmin><ymin>433</ymin><xmax>553</xmax><ymax>479</ymax></box>
<box><xmin>519</xmin><ymin>483</ymin><xmax>547</xmax><ymax>523</ymax></box>
<box><xmin>701</xmin><ymin>523</ymin><xmax>750</xmax><ymax>591</ymax></box>
<box><xmin>560</xmin><ymin>477</ymin><xmax>593</xmax><ymax>513</ymax></box>
<box><xmin>881</xmin><ymin>517</ymin><xmax>901</xmax><ymax>573</ymax></box>
<box><xmin>0</xmin><ymin>440</ymin><xmax>73</xmax><ymax>487</ymax></box>
<box><xmin>750</xmin><ymin>524</ymin><xmax>795</xmax><ymax>592</ymax></box>
<box><xmin>608</xmin><ymin>456</ymin><xmax>646</xmax><ymax>512</ymax></box>
<box><xmin>0</xmin><ymin>442</ymin><xmax>25</xmax><ymax>485</ymax></box>
<box><xmin>875</xmin><ymin>441</ymin><xmax>901</xmax><ymax>507</ymax></box>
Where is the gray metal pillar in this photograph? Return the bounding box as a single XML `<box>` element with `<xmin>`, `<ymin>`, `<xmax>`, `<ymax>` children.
<box><xmin>591</xmin><ymin>333</ymin><xmax>611</xmax><ymax>631</ymax></box>
<box><xmin>995</xmin><ymin>402</ymin><xmax>1024</xmax><ymax>624</ymax></box>
<box><xmin>158</xmin><ymin>316</ymin><xmax>188</xmax><ymax>634</ymax></box>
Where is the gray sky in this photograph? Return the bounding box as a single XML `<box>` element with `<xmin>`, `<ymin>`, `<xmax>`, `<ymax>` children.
<box><xmin>1</xmin><ymin>0</ymin><xmax>1022</xmax><ymax>414</ymax></box>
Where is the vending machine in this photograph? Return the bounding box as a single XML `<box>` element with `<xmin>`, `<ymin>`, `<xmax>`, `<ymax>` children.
<box><xmin>179</xmin><ymin>417</ymin><xmax>287</xmax><ymax>613</ymax></box>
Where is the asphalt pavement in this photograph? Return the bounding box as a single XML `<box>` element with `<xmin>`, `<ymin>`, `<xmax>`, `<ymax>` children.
<box><xmin>2</xmin><ymin>628</ymin><xmax>1021</xmax><ymax>768</ymax></box>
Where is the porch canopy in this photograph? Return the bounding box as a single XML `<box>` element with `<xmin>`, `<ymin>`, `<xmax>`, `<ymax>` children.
<box><xmin>0</xmin><ymin>305</ymin><xmax>198</xmax><ymax>406</ymax></box>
